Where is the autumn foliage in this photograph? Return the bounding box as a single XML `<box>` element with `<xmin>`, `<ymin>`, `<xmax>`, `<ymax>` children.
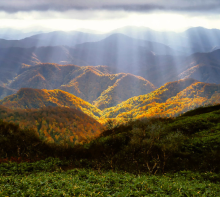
<box><xmin>0</xmin><ymin>88</ymin><xmax>102</xmax><ymax>120</ymax></box>
<box><xmin>101</xmin><ymin>78</ymin><xmax>220</xmax><ymax>122</ymax></box>
<box><xmin>1</xmin><ymin>78</ymin><xmax>220</xmax><ymax>127</ymax></box>
<box><xmin>0</xmin><ymin>106</ymin><xmax>103</xmax><ymax>144</ymax></box>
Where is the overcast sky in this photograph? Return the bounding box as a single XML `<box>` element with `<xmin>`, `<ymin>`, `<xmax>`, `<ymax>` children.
<box><xmin>1</xmin><ymin>0</ymin><xmax>220</xmax><ymax>32</ymax></box>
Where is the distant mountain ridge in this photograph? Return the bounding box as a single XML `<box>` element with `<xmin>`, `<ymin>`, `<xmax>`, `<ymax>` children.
<box><xmin>0</xmin><ymin>31</ymin><xmax>106</xmax><ymax>48</ymax></box>
<box><xmin>1</xmin><ymin>46</ymin><xmax>220</xmax><ymax>104</ymax></box>
<box><xmin>0</xmin><ymin>64</ymin><xmax>156</xmax><ymax>108</ymax></box>
<box><xmin>133</xmin><ymin>49</ymin><xmax>220</xmax><ymax>87</ymax></box>
<box><xmin>109</xmin><ymin>26</ymin><xmax>220</xmax><ymax>55</ymax></box>
<box><xmin>1</xmin><ymin>31</ymin><xmax>220</xmax><ymax>88</ymax></box>
<box><xmin>1</xmin><ymin>26</ymin><xmax>220</xmax><ymax>55</ymax></box>
<box><xmin>0</xmin><ymin>26</ymin><xmax>220</xmax><ymax>110</ymax></box>
<box><xmin>74</xmin><ymin>33</ymin><xmax>174</xmax><ymax>55</ymax></box>
<box><xmin>1</xmin><ymin>78</ymin><xmax>220</xmax><ymax>124</ymax></box>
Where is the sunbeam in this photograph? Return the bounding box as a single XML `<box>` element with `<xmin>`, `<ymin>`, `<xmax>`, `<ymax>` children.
<box><xmin>2</xmin><ymin>2</ymin><xmax>220</xmax><ymax>196</ymax></box>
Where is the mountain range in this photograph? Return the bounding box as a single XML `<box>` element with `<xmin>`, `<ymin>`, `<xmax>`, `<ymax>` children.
<box><xmin>0</xmin><ymin>26</ymin><xmax>220</xmax><ymax>126</ymax></box>
<box><xmin>1</xmin><ymin>78</ymin><xmax>220</xmax><ymax>124</ymax></box>
<box><xmin>1</xmin><ymin>45</ymin><xmax>220</xmax><ymax>102</ymax></box>
<box><xmin>2</xmin><ymin>26</ymin><xmax>220</xmax><ymax>54</ymax></box>
<box><xmin>0</xmin><ymin>64</ymin><xmax>156</xmax><ymax>108</ymax></box>
<box><xmin>0</xmin><ymin>76</ymin><xmax>219</xmax><ymax>144</ymax></box>
<box><xmin>101</xmin><ymin>78</ymin><xmax>220</xmax><ymax>120</ymax></box>
<box><xmin>0</xmin><ymin>26</ymin><xmax>220</xmax><ymax>91</ymax></box>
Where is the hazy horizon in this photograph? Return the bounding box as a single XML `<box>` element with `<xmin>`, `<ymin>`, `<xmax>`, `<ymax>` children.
<box><xmin>0</xmin><ymin>0</ymin><xmax>220</xmax><ymax>33</ymax></box>
<box><xmin>1</xmin><ymin>25</ymin><xmax>219</xmax><ymax>37</ymax></box>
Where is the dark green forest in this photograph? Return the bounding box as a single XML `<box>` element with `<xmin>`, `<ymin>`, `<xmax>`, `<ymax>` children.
<box><xmin>1</xmin><ymin>104</ymin><xmax>220</xmax><ymax>196</ymax></box>
<box><xmin>1</xmin><ymin>104</ymin><xmax>220</xmax><ymax>173</ymax></box>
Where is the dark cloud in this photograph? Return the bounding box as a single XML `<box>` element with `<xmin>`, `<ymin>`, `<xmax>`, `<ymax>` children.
<box><xmin>0</xmin><ymin>0</ymin><xmax>220</xmax><ymax>13</ymax></box>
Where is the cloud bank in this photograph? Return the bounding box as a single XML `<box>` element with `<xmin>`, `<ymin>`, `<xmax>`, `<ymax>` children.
<box><xmin>1</xmin><ymin>0</ymin><xmax>220</xmax><ymax>13</ymax></box>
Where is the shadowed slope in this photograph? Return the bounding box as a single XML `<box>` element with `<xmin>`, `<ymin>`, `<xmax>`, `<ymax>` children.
<box><xmin>177</xmin><ymin>50</ymin><xmax>220</xmax><ymax>84</ymax></box>
<box><xmin>1</xmin><ymin>40</ymin><xmax>220</xmax><ymax>89</ymax></box>
<box><xmin>134</xmin><ymin>49</ymin><xmax>220</xmax><ymax>87</ymax></box>
<box><xmin>10</xmin><ymin>63</ymin><xmax>80</xmax><ymax>90</ymax></box>
<box><xmin>93</xmin><ymin>73</ymin><xmax>156</xmax><ymax>109</ymax></box>
<box><xmin>6</xmin><ymin>64</ymin><xmax>156</xmax><ymax>109</ymax></box>
<box><xmin>59</xmin><ymin>67</ymin><xmax>156</xmax><ymax>107</ymax></box>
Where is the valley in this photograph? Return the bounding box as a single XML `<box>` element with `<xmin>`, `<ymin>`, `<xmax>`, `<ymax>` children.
<box><xmin>1</xmin><ymin>25</ymin><xmax>220</xmax><ymax>197</ymax></box>
<box><xmin>1</xmin><ymin>26</ymin><xmax>220</xmax><ymax>149</ymax></box>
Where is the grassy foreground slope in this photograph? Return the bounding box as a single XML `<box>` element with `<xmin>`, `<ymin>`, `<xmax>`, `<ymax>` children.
<box><xmin>1</xmin><ymin>164</ymin><xmax>220</xmax><ymax>197</ymax></box>
<box><xmin>1</xmin><ymin>104</ymin><xmax>220</xmax><ymax>196</ymax></box>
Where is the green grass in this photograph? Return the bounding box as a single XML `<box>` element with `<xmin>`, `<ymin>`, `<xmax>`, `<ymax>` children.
<box><xmin>0</xmin><ymin>164</ymin><xmax>220</xmax><ymax>197</ymax></box>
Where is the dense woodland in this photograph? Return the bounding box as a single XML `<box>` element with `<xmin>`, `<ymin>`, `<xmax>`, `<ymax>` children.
<box><xmin>0</xmin><ymin>68</ymin><xmax>220</xmax><ymax>175</ymax></box>
<box><xmin>1</xmin><ymin>104</ymin><xmax>220</xmax><ymax>175</ymax></box>
<box><xmin>102</xmin><ymin>79</ymin><xmax>220</xmax><ymax>121</ymax></box>
<box><xmin>0</xmin><ymin>63</ymin><xmax>156</xmax><ymax>105</ymax></box>
<box><xmin>0</xmin><ymin>78</ymin><xmax>220</xmax><ymax>128</ymax></box>
<box><xmin>0</xmin><ymin>88</ymin><xmax>102</xmax><ymax>120</ymax></box>
<box><xmin>0</xmin><ymin>52</ymin><xmax>220</xmax><ymax>197</ymax></box>
<box><xmin>0</xmin><ymin>106</ymin><xmax>103</xmax><ymax>144</ymax></box>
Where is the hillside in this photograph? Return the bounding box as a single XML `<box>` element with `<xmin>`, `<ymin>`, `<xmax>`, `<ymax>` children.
<box><xmin>2</xmin><ymin>64</ymin><xmax>156</xmax><ymax>108</ymax></box>
<box><xmin>59</xmin><ymin>66</ymin><xmax>119</xmax><ymax>103</ymax></box>
<box><xmin>93</xmin><ymin>73</ymin><xmax>156</xmax><ymax>109</ymax></box>
<box><xmin>2</xmin><ymin>103</ymin><xmax>220</xmax><ymax>176</ymax></box>
<box><xmin>0</xmin><ymin>106</ymin><xmax>103</xmax><ymax>144</ymax></box>
<box><xmin>102</xmin><ymin>78</ymin><xmax>220</xmax><ymax>120</ymax></box>
<box><xmin>1</xmin><ymin>44</ymin><xmax>220</xmax><ymax>90</ymax></box>
<box><xmin>134</xmin><ymin>49</ymin><xmax>220</xmax><ymax>87</ymax></box>
<box><xmin>1</xmin><ymin>78</ymin><xmax>220</xmax><ymax>125</ymax></box>
<box><xmin>0</xmin><ymin>46</ymin><xmax>89</xmax><ymax>87</ymax></box>
<box><xmin>177</xmin><ymin>50</ymin><xmax>220</xmax><ymax>84</ymax></box>
<box><xmin>60</xmin><ymin>67</ymin><xmax>156</xmax><ymax>108</ymax></box>
<box><xmin>0</xmin><ymin>88</ymin><xmax>102</xmax><ymax>120</ymax></box>
<box><xmin>9</xmin><ymin>63</ymin><xmax>81</xmax><ymax>90</ymax></box>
